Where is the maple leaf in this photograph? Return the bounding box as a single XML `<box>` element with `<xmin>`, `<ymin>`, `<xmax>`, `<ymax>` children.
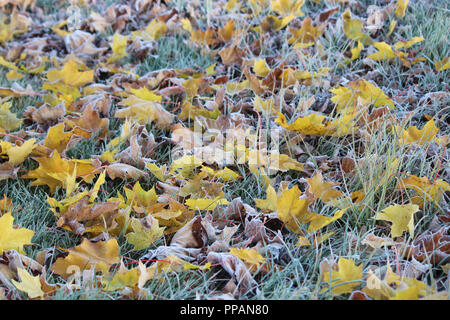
<box><xmin>128</xmin><ymin>87</ymin><xmax>162</xmax><ymax>102</ymax></box>
<box><xmin>102</xmin><ymin>262</ymin><xmax>140</xmax><ymax>291</ymax></box>
<box><xmin>6</xmin><ymin>138</ymin><xmax>35</xmax><ymax>166</ymax></box>
<box><xmin>363</xmin><ymin>266</ymin><xmax>427</xmax><ymax>300</ymax></box>
<box><xmin>23</xmin><ymin>150</ymin><xmax>98</xmax><ymax>194</ymax></box>
<box><xmin>56</xmin><ymin>197</ymin><xmax>120</xmax><ymax>235</ymax></box>
<box><xmin>276</xmin><ymin>112</ymin><xmax>356</xmax><ymax>137</ymax></box>
<box><xmin>115</xmin><ymin>95</ymin><xmax>173</xmax><ymax>128</ymax></box>
<box><xmin>51</xmin><ymin>238</ymin><xmax>120</xmax><ymax>279</ymax></box>
<box><xmin>107</xmin><ymin>33</ymin><xmax>129</xmax><ymax>63</ymax></box>
<box><xmin>257</xmin><ymin>14</ymin><xmax>295</xmax><ymax>33</ymax></box>
<box><xmin>185</xmin><ymin>197</ymin><xmax>230</xmax><ymax>211</ymax></box>
<box><xmin>330</xmin><ymin>79</ymin><xmax>394</xmax><ymax>113</ymax></box>
<box><xmin>393</xmin><ymin>36</ymin><xmax>424</xmax><ymax>50</ymax></box>
<box><xmin>0</xmin><ymin>212</ymin><xmax>34</xmax><ymax>254</ymax></box>
<box><xmin>253</xmin><ymin>59</ymin><xmax>270</xmax><ymax>77</ymax></box>
<box><xmin>345</xmin><ymin>41</ymin><xmax>363</xmax><ymax>64</ymax></box>
<box><xmin>132</xmin><ymin>19</ymin><xmax>167</xmax><ymax>41</ymax></box>
<box><xmin>46</xmin><ymin>60</ymin><xmax>94</xmax><ymax>87</ymax></box>
<box><xmin>288</xmin><ymin>17</ymin><xmax>324</xmax><ymax>45</ymax></box>
<box><xmin>218</xmin><ymin>20</ymin><xmax>237</xmax><ymax>43</ymax></box>
<box><xmin>367</xmin><ymin>42</ymin><xmax>398</xmax><ymax>61</ymax></box>
<box><xmin>0</xmin><ymin>100</ymin><xmax>22</xmax><ymax>132</ymax></box>
<box><xmin>42</xmin><ymin>122</ymin><xmax>91</xmax><ymax>154</ymax></box>
<box><xmin>397</xmin><ymin>174</ymin><xmax>450</xmax><ymax>207</ymax></box>
<box><xmin>321</xmin><ymin>257</ymin><xmax>363</xmax><ymax>295</ymax></box>
<box><xmin>375</xmin><ymin>204</ymin><xmax>419</xmax><ymax>238</ymax></box>
<box><xmin>277</xmin><ymin>185</ymin><xmax>312</xmax><ymax>232</ymax></box>
<box><xmin>306</xmin><ymin>209</ymin><xmax>347</xmax><ymax>233</ymax></box>
<box><xmin>275</xmin><ymin>112</ymin><xmax>334</xmax><ymax>136</ymax></box>
<box><xmin>395</xmin><ymin>0</ymin><xmax>409</xmax><ymax>19</ymax></box>
<box><xmin>123</xmin><ymin>181</ymin><xmax>158</xmax><ymax>209</ymax></box>
<box><xmin>181</xmin><ymin>18</ymin><xmax>217</xmax><ymax>46</ymax></box>
<box><xmin>229</xmin><ymin>247</ymin><xmax>265</xmax><ymax>272</ymax></box>
<box><xmin>342</xmin><ymin>9</ymin><xmax>373</xmax><ymax>45</ymax></box>
<box><xmin>254</xmin><ymin>185</ymin><xmax>278</xmax><ymax>213</ymax></box>
<box><xmin>0</xmin><ymin>196</ymin><xmax>13</xmax><ymax>213</ymax></box>
<box><xmin>306</xmin><ymin>171</ymin><xmax>342</xmax><ymax>202</ymax></box>
<box><xmin>272</xmin><ymin>0</ymin><xmax>304</xmax><ymax>17</ymax></box>
<box><xmin>125</xmin><ymin>215</ymin><xmax>164</xmax><ymax>250</ymax></box>
<box><xmin>435</xmin><ymin>57</ymin><xmax>449</xmax><ymax>72</ymax></box>
<box><xmin>394</xmin><ymin>119</ymin><xmax>445</xmax><ymax>146</ymax></box>
<box><xmin>11</xmin><ymin>267</ymin><xmax>44</xmax><ymax>299</ymax></box>
<box><xmin>297</xmin><ymin>231</ymin><xmax>335</xmax><ymax>247</ymax></box>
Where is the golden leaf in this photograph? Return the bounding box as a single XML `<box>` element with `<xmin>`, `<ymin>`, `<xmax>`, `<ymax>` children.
<box><xmin>11</xmin><ymin>268</ymin><xmax>44</xmax><ymax>299</ymax></box>
<box><xmin>375</xmin><ymin>203</ymin><xmax>419</xmax><ymax>238</ymax></box>
<box><xmin>0</xmin><ymin>212</ymin><xmax>34</xmax><ymax>254</ymax></box>
<box><xmin>51</xmin><ymin>238</ymin><xmax>120</xmax><ymax>279</ymax></box>
<box><xmin>321</xmin><ymin>257</ymin><xmax>363</xmax><ymax>295</ymax></box>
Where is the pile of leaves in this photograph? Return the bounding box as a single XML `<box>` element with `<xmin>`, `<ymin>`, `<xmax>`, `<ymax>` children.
<box><xmin>0</xmin><ymin>0</ymin><xmax>449</xmax><ymax>300</ymax></box>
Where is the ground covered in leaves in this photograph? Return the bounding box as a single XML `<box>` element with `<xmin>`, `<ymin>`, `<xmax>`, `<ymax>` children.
<box><xmin>0</xmin><ymin>0</ymin><xmax>449</xmax><ymax>300</ymax></box>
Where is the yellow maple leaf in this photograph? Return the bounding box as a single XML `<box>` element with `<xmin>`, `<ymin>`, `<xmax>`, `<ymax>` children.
<box><xmin>367</xmin><ymin>42</ymin><xmax>397</xmax><ymax>61</ymax></box>
<box><xmin>107</xmin><ymin>33</ymin><xmax>129</xmax><ymax>63</ymax></box>
<box><xmin>0</xmin><ymin>56</ymin><xmax>19</xmax><ymax>70</ymax></box>
<box><xmin>170</xmin><ymin>155</ymin><xmax>203</xmax><ymax>178</ymax></box>
<box><xmin>46</xmin><ymin>59</ymin><xmax>94</xmax><ymax>87</ymax></box>
<box><xmin>129</xmin><ymin>87</ymin><xmax>162</xmax><ymax>102</ymax></box>
<box><xmin>296</xmin><ymin>231</ymin><xmax>335</xmax><ymax>247</ymax></box>
<box><xmin>132</xmin><ymin>19</ymin><xmax>167</xmax><ymax>41</ymax></box>
<box><xmin>435</xmin><ymin>57</ymin><xmax>449</xmax><ymax>72</ymax></box>
<box><xmin>306</xmin><ymin>209</ymin><xmax>347</xmax><ymax>233</ymax></box>
<box><xmin>125</xmin><ymin>216</ymin><xmax>164</xmax><ymax>251</ymax></box>
<box><xmin>342</xmin><ymin>9</ymin><xmax>373</xmax><ymax>45</ymax></box>
<box><xmin>7</xmin><ymin>138</ymin><xmax>35</xmax><ymax>166</ymax></box>
<box><xmin>229</xmin><ymin>247</ymin><xmax>265</xmax><ymax>272</ymax></box>
<box><xmin>348</xmin><ymin>80</ymin><xmax>395</xmax><ymax>109</ymax></box>
<box><xmin>115</xmin><ymin>95</ymin><xmax>173</xmax><ymax>128</ymax></box>
<box><xmin>387</xmin><ymin>20</ymin><xmax>397</xmax><ymax>37</ymax></box>
<box><xmin>288</xmin><ymin>17</ymin><xmax>324</xmax><ymax>45</ymax></box>
<box><xmin>254</xmin><ymin>96</ymin><xmax>278</xmax><ymax>114</ymax></box>
<box><xmin>254</xmin><ymin>185</ymin><xmax>278</xmax><ymax>212</ymax></box>
<box><xmin>43</xmin><ymin>122</ymin><xmax>89</xmax><ymax>153</ymax></box>
<box><xmin>272</xmin><ymin>0</ymin><xmax>305</xmax><ymax>16</ymax></box>
<box><xmin>275</xmin><ymin>112</ymin><xmax>334</xmax><ymax>136</ymax></box>
<box><xmin>6</xmin><ymin>69</ymin><xmax>24</xmax><ymax>81</ymax></box>
<box><xmin>395</xmin><ymin>0</ymin><xmax>409</xmax><ymax>19</ymax></box>
<box><xmin>363</xmin><ymin>266</ymin><xmax>427</xmax><ymax>300</ymax></box>
<box><xmin>397</xmin><ymin>174</ymin><xmax>450</xmax><ymax>207</ymax></box>
<box><xmin>345</xmin><ymin>41</ymin><xmax>363</xmax><ymax>64</ymax></box>
<box><xmin>276</xmin><ymin>112</ymin><xmax>357</xmax><ymax>137</ymax></box>
<box><xmin>0</xmin><ymin>212</ymin><xmax>34</xmax><ymax>254</ymax></box>
<box><xmin>179</xmin><ymin>101</ymin><xmax>221</xmax><ymax>121</ymax></box>
<box><xmin>103</xmin><ymin>262</ymin><xmax>140</xmax><ymax>291</ymax></box>
<box><xmin>89</xmin><ymin>170</ymin><xmax>106</xmax><ymax>202</ymax></box>
<box><xmin>306</xmin><ymin>171</ymin><xmax>343</xmax><ymax>202</ymax></box>
<box><xmin>0</xmin><ymin>100</ymin><xmax>22</xmax><ymax>132</ymax></box>
<box><xmin>253</xmin><ymin>59</ymin><xmax>270</xmax><ymax>77</ymax></box>
<box><xmin>321</xmin><ymin>257</ymin><xmax>363</xmax><ymax>295</ymax></box>
<box><xmin>394</xmin><ymin>119</ymin><xmax>443</xmax><ymax>145</ymax></box>
<box><xmin>277</xmin><ymin>185</ymin><xmax>312</xmax><ymax>232</ymax></box>
<box><xmin>375</xmin><ymin>203</ymin><xmax>418</xmax><ymax>238</ymax></box>
<box><xmin>185</xmin><ymin>197</ymin><xmax>230</xmax><ymax>211</ymax></box>
<box><xmin>23</xmin><ymin>151</ymin><xmax>97</xmax><ymax>194</ymax></box>
<box><xmin>123</xmin><ymin>181</ymin><xmax>158</xmax><ymax>209</ymax></box>
<box><xmin>393</xmin><ymin>36</ymin><xmax>424</xmax><ymax>50</ymax></box>
<box><xmin>51</xmin><ymin>238</ymin><xmax>120</xmax><ymax>279</ymax></box>
<box><xmin>11</xmin><ymin>267</ymin><xmax>44</xmax><ymax>299</ymax></box>
<box><xmin>256</xmin><ymin>14</ymin><xmax>295</xmax><ymax>33</ymax></box>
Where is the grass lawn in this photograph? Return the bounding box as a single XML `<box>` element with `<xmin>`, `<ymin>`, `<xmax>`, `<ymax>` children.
<box><xmin>0</xmin><ymin>0</ymin><xmax>448</xmax><ymax>300</ymax></box>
